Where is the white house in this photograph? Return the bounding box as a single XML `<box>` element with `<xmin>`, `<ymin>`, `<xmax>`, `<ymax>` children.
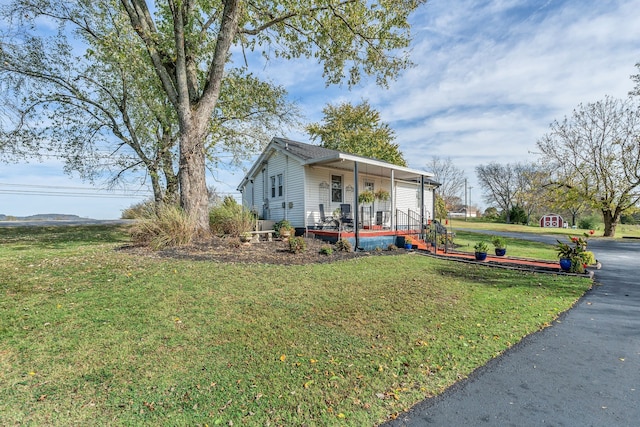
<box><xmin>237</xmin><ymin>138</ymin><xmax>439</xmax><ymax>248</ymax></box>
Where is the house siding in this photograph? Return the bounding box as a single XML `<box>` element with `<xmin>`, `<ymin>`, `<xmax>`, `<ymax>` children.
<box><xmin>395</xmin><ymin>181</ymin><xmax>434</xmax><ymax>219</ymax></box>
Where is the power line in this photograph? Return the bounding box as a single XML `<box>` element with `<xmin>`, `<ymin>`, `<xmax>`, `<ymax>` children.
<box><xmin>0</xmin><ymin>189</ymin><xmax>150</xmax><ymax>199</ymax></box>
<box><xmin>0</xmin><ymin>182</ymin><xmax>152</xmax><ymax>199</ymax></box>
<box><xmin>0</xmin><ymin>182</ymin><xmax>150</xmax><ymax>193</ymax></box>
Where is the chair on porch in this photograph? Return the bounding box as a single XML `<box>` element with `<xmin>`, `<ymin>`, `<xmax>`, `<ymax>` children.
<box><xmin>318</xmin><ymin>204</ymin><xmax>338</xmax><ymax>229</ymax></box>
<box><xmin>339</xmin><ymin>203</ymin><xmax>354</xmax><ymax>230</ymax></box>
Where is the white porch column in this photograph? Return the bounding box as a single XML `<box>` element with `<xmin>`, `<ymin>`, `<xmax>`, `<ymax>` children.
<box><xmin>390</xmin><ymin>170</ymin><xmax>395</xmax><ymax>230</ymax></box>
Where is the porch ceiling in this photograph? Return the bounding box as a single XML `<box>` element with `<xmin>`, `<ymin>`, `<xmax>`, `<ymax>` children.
<box><xmin>306</xmin><ymin>156</ymin><xmax>437</xmax><ymax>184</ymax></box>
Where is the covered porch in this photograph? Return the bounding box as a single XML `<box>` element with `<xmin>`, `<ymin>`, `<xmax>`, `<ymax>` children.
<box><xmin>302</xmin><ymin>152</ymin><xmax>439</xmax><ymax>250</ymax></box>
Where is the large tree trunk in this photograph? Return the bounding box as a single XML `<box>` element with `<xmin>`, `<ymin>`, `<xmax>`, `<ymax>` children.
<box><xmin>602</xmin><ymin>209</ymin><xmax>618</xmax><ymax>237</ymax></box>
<box><xmin>179</xmin><ymin>126</ymin><xmax>210</xmax><ymax>235</ymax></box>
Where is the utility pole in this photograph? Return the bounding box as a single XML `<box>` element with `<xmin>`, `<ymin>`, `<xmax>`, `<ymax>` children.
<box><xmin>464</xmin><ymin>178</ymin><xmax>468</xmax><ymax>221</ymax></box>
<box><xmin>468</xmin><ymin>186</ymin><xmax>473</xmax><ymax>219</ymax></box>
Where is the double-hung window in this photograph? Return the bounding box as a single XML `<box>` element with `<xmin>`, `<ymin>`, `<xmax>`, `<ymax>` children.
<box><xmin>331</xmin><ymin>175</ymin><xmax>342</xmax><ymax>203</ymax></box>
<box><xmin>270</xmin><ymin>176</ymin><xmax>276</xmax><ymax>198</ymax></box>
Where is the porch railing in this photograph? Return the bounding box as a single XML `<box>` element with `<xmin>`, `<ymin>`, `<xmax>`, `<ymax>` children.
<box><xmin>395</xmin><ymin>209</ymin><xmax>408</xmax><ymax>231</ymax></box>
<box><xmin>407</xmin><ymin>209</ymin><xmax>422</xmax><ymax>232</ymax></box>
<box><xmin>395</xmin><ymin>209</ymin><xmax>423</xmax><ymax>232</ymax></box>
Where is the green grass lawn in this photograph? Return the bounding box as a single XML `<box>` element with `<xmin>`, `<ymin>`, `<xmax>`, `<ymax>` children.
<box><xmin>449</xmin><ymin>218</ymin><xmax>640</xmax><ymax>238</ymax></box>
<box><xmin>450</xmin><ymin>230</ymin><xmax>559</xmax><ymax>260</ymax></box>
<box><xmin>0</xmin><ymin>225</ymin><xmax>592</xmax><ymax>426</ymax></box>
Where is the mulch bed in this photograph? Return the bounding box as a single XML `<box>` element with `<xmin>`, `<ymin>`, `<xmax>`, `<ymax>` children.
<box><xmin>120</xmin><ymin>235</ymin><xmax>403</xmax><ymax>265</ymax></box>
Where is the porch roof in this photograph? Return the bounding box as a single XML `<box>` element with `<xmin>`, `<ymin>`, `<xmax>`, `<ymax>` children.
<box><xmin>238</xmin><ymin>137</ymin><xmax>439</xmax><ymax>190</ymax></box>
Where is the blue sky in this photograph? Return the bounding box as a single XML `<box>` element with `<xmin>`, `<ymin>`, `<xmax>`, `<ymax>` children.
<box><xmin>1</xmin><ymin>0</ymin><xmax>639</xmax><ymax>219</ymax></box>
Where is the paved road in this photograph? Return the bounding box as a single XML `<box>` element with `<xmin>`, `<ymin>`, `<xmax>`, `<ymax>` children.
<box><xmin>385</xmin><ymin>233</ymin><xmax>640</xmax><ymax>427</ymax></box>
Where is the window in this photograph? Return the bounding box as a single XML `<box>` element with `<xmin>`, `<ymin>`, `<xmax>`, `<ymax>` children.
<box><xmin>277</xmin><ymin>174</ymin><xmax>283</xmax><ymax>197</ymax></box>
<box><xmin>331</xmin><ymin>175</ymin><xmax>342</xmax><ymax>203</ymax></box>
<box><xmin>270</xmin><ymin>176</ymin><xmax>276</xmax><ymax>198</ymax></box>
<box><xmin>364</xmin><ymin>181</ymin><xmax>374</xmax><ymax>192</ymax></box>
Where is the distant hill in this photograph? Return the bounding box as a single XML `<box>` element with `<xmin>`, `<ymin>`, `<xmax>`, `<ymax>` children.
<box><xmin>0</xmin><ymin>214</ymin><xmax>87</xmax><ymax>221</ymax></box>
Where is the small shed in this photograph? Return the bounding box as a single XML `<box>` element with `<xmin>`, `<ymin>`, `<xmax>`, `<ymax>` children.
<box><xmin>540</xmin><ymin>213</ymin><xmax>565</xmax><ymax>228</ymax></box>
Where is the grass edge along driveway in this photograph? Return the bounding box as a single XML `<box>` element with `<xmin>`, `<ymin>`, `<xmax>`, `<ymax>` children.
<box><xmin>0</xmin><ymin>225</ymin><xmax>591</xmax><ymax>426</ymax></box>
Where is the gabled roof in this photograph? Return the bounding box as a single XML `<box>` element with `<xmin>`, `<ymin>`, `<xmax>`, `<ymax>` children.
<box><xmin>238</xmin><ymin>137</ymin><xmax>439</xmax><ymax>190</ymax></box>
<box><xmin>272</xmin><ymin>137</ymin><xmax>339</xmax><ymax>161</ymax></box>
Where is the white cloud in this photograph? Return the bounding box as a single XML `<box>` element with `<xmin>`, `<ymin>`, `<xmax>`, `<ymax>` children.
<box><xmin>3</xmin><ymin>0</ymin><xmax>639</xmax><ymax>216</ymax></box>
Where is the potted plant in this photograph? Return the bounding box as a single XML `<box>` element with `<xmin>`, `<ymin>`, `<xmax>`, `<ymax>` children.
<box><xmin>490</xmin><ymin>235</ymin><xmax>507</xmax><ymax>256</ymax></box>
<box><xmin>275</xmin><ymin>219</ymin><xmax>293</xmax><ymax>239</ymax></box>
<box><xmin>358</xmin><ymin>190</ymin><xmax>375</xmax><ymax>205</ymax></box>
<box><xmin>375</xmin><ymin>189</ymin><xmax>390</xmax><ymax>202</ymax></box>
<box><xmin>278</xmin><ymin>225</ymin><xmax>294</xmax><ymax>239</ymax></box>
<box><xmin>474</xmin><ymin>241</ymin><xmax>489</xmax><ymax>261</ymax></box>
<box><xmin>555</xmin><ymin>235</ymin><xmax>589</xmax><ymax>273</ymax></box>
<box><xmin>404</xmin><ymin>236</ymin><xmax>413</xmax><ymax>250</ymax></box>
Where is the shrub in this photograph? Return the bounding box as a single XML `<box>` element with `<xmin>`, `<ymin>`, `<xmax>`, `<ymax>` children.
<box><xmin>319</xmin><ymin>245</ymin><xmax>334</xmax><ymax>255</ymax></box>
<box><xmin>335</xmin><ymin>238</ymin><xmax>352</xmax><ymax>252</ymax></box>
<box><xmin>578</xmin><ymin>217</ymin><xmax>597</xmax><ymax>230</ymax></box>
<box><xmin>387</xmin><ymin>243</ymin><xmax>398</xmax><ymax>251</ymax></box>
<box><xmin>288</xmin><ymin>236</ymin><xmax>307</xmax><ymax>253</ymax></box>
<box><xmin>508</xmin><ymin>205</ymin><xmax>528</xmax><ymax>225</ymax></box>
<box><xmin>209</xmin><ymin>196</ymin><xmax>255</xmax><ymax>236</ymax></box>
<box><xmin>581</xmin><ymin>250</ymin><xmax>596</xmax><ymax>266</ymax></box>
<box><xmin>130</xmin><ymin>204</ymin><xmax>197</xmax><ymax>250</ymax></box>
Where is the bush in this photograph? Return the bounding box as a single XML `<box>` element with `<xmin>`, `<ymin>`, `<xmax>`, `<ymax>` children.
<box><xmin>335</xmin><ymin>238</ymin><xmax>352</xmax><ymax>252</ymax></box>
<box><xmin>209</xmin><ymin>196</ymin><xmax>256</xmax><ymax>236</ymax></box>
<box><xmin>387</xmin><ymin>244</ymin><xmax>398</xmax><ymax>251</ymax></box>
<box><xmin>319</xmin><ymin>245</ymin><xmax>333</xmax><ymax>255</ymax></box>
<box><xmin>581</xmin><ymin>250</ymin><xmax>596</xmax><ymax>266</ymax></box>
<box><xmin>508</xmin><ymin>205</ymin><xmax>528</xmax><ymax>225</ymax></box>
<box><xmin>288</xmin><ymin>236</ymin><xmax>307</xmax><ymax>253</ymax></box>
<box><xmin>577</xmin><ymin>217</ymin><xmax>597</xmax><ymax>230</ymax></box>
<box><xmin>130</xmin><ymin>204</ymin><xmax>197</xmax><ymax>250</ymax></box>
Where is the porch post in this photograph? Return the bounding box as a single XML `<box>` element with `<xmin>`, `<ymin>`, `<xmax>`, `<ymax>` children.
<box><xmin>420</xmin><ymin>175</ymin><xmax>425</xmax><ymax>240</ymax></box>
<box><xmin>390</xmin><ymin>170</ymin><xmax>395</xmax><ymax>230</ymax></box>
<box><xmin>354</xmin><ymin>161</ymin><xmax>360</xmax><ymax>250</ymax></box>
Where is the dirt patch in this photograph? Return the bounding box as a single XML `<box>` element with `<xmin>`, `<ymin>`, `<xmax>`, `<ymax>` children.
<box><xmin>119</xmin><ymin>236</ymin><xmax>403</xmax><ymax>265</ymax></box>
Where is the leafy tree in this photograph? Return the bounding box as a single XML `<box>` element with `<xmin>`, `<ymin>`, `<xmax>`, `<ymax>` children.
<box><xmin>425</xmin><ymin>156</ymin><xmax>466</xmax><ymax>211</ymax></box>
<box><xmin>507</xmin><ymin>205</ymin><xmax>527</xmax><ymax>225</ymax></box>
<box><xmin>537</xmin><ymin>96</ymin><xmax>640</xmax><ymax>237</ymax></box>
<box><xmin>2</xmin><ymin>0</ymin><xmax>422</xmax><ymax>233</ymax></box>
<box><xmin>0</xmin><ymin>1</ymin><xmax>296</xmax><ymax>208</ymax></box>
<box><xmin>306</xmin><ymin>101</ymin><xmax>407</xmax><ymax>166</ymax></box>
<box><xmin>483</xmin><ymin>206</ymin><xmax>499</xmax><ymax>220</ymax></box>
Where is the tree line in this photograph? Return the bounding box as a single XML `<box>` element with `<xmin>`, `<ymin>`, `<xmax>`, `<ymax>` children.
<box><xmin>474</xmin><ymin>92</ymin><xmax>640</xmax><ymax>237</ymax></box>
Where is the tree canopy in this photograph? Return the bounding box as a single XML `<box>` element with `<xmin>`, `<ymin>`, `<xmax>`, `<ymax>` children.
<box><xmin>306</xmin><ymin>101</ymin><xmax>407</xmax><ymax>167</ymax></box>
<box><xmin>1</xmin><ymin>0</ymin><xmax>424</xmax><ymax>233</ymax></box>
<box><xmin>537</xmin><ymin>96</ymin><xmax>640</xmax><ymax>237</ymax></box>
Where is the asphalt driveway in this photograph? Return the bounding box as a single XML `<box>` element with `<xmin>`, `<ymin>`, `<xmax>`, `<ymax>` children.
<box><xmin>384</xmin><ymin>233</ymin><xmax>640</xmax><ymax>427</ymax></box>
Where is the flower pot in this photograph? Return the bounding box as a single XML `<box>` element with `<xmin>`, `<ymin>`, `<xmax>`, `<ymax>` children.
<box><xmin>404</xmin><ymin>243</ymin><xmax>412</xmax><ymax>250</ymax></box>
<box><xmin>559</xmin><ymin>258</ymin><xmax>572</xmax><ymax>271</ymax></box>
<box><xmin>494</xmin><ymin>248</ymin><xmax>506</xmax><ymax>257</ymax></box>
<box><xmin>475</xmin><ymin>251</ymin><xmax>487</xmax><ymax>261</ymax></box>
